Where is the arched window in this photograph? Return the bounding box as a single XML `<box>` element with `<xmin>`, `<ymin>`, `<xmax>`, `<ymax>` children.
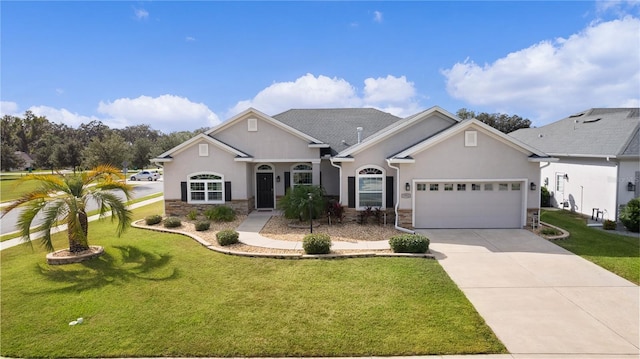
<box><xmin>291</xmin><ymin>163</ymin><xmax>312</xmax><ymax>187</ymax></box>
<box><xmin>357</xmin><ymin>166</ymin><xmax>384</xmax><ymax>208</ymax></box>
<box><xmin>188</xmin><ymin>172</ymin><xmax>224</xmax><ymax>203</ymax></box>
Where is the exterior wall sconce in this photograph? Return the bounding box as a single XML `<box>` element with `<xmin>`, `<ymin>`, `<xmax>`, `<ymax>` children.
<box><xmin>530</xmin><ymin>182</ymin><xmax>536</xmax><ymax>191</ymax></box>
<box><xmin>564</xmin><ymin>174</ymin><xmax>569</xmax><ymax>181</ymax></box>
<box><xmin>544</xmin><ymin>177</ymin><xmax>549</xmax><ymax>186</ymax></box>
<box><xmin>405</xmin><ymin>182</ymin><xmax>411</xmax><ymax>191</ymax></box>
<box><xmin>628</xmin><ymin>182</ymin><xmax>636</xmax><ymax>191</ymax></box>
<box><xmin>276</xmin><ymin>175</ymin><xmax>281</xmax><ymax>183</ymax></box>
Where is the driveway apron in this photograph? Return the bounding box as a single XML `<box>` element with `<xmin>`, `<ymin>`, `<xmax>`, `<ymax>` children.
<box><xmin>418</xmin><ymin>229</ymin><xmax>639</xmax><ymax>356</ymax></box>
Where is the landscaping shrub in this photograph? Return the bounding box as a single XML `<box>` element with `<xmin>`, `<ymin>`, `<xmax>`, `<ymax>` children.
<box><xmin>602</xmin><ymin>219</ymin><xmax>617</xmax><ymax>230</ymax></box>
<box><xmin>187</xmin><ymin>209</ymin><xmax>198</xmax><ymax>220</ymax></box>
<box><xmin>195</xmin><ymin>220</ymin><xmax>211</xmax><ymax>231</ymax></box>
<box><xmin>619</xmin><ymin>197</ymin><xmax>639</xmax><ymax>232</ymax></box>
<box><xmin>279</xmin><ymin>185</ymin><xmax>326</xmax><ymax>221</ymax></box>
<box><xmin>216</xmin><ymin>229</ymin><xmax>239</xmax><ymax>246</ymax></box>
<box><xmin>326</xmin><ymin>199</ymin><xmax>345</xmax><ymax>224</ymax></box>
<box><xmin>205</xmin><ymin>206</ymin><xmax>236</xmax><ymax>222</ymax></box>
<box><xmin>163</xmin><ymin>216</ymin><xmax>182</xmax><ymax>228</ymax></box>
<box><xmin>302</xmin><ymin>233</ymin><xmax>332</xmax><ymax>254</ymax></box>
<box><xmin>540</xmin><ymin>227</ymin><xmax>561</xmax><ymax>236</ymax></box>
<box><xmin>145</xmin><ymin>214</ymin><xmax>163</xmax><ymax>225</ymax></box>
<box><xmin>389</xmin><ymin>233</ymin><xmax>429</xmax><ymax>253</ymax></box>
<box><xmin>541</xmin><ymin>186</ymin><xmax>551</xmax><ymax>207</ymax></box>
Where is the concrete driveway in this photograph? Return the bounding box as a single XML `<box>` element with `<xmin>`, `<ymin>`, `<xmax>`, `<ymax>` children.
<box><xmin>418</xmin><ymin>229</ymin><xmax>639</xmax><ymax>356</ymax></box>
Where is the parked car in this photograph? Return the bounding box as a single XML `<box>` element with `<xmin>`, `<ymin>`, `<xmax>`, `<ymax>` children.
<box><xmin>130</xmin><ymin>170</ymin><xmax>160</xmax><ymax>181</ymax></box>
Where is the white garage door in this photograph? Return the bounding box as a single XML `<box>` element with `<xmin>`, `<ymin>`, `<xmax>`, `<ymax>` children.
<box><xmin>414</xmin><ymin>181</ymin><xmax>524</xmax><ymax>228</ymax></box>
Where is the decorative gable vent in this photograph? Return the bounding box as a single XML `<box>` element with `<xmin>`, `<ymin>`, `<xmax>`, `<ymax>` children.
<box><xmin>465</xmin><ymin>131</ymin><xmax>477</xmax><ymax>147</ymax></box>
<box><xmin>248</xmin><ymin>118</ymin><xmax>258</xmax><ymax>132</ymax></box>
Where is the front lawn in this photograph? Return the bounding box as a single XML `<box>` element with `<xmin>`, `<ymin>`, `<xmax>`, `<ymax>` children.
<box><xmin>1</xmin><ymin>203</ymin><xmax>505</xmax><ymax>358</ymax></box>
<box><xmin>541</xmin><ymin>209</ymin><xmax>640</xmax><ymax>285</ymax></box>
<box><xmin>0</xmin><ymin>173</ymin><xmax>40</xmax><ymax>202</ymax></box>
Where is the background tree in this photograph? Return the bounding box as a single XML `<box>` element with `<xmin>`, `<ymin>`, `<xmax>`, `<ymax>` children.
<box><xmin>1</xmin><ymin>165</ymin><xmax>132</xmax><ymax>253</ymax></box>
<box><xmin>456</xmin><ymin>108</ymin><xmax>531</xmax><ymax>133</ymax></box>
<box><xmin>0</xmin><ymin>143</ymin><xmax>25</xmax><ymax>171</ymax></box>
<box><xmin>83</xmin><ymin>132</ymin><xmax>130</xmax><ymax>169</ymax></box>
<box><xmin>131</xmin><ymin>138</ymin><xmax>153</xmax><ymax>169</ymax></box>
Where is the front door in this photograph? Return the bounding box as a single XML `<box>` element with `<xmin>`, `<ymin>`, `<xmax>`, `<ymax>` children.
<box><xmin>256</xmin><ymin>173</ymin><xmax>274</xmax><ymax>208</ymax></box>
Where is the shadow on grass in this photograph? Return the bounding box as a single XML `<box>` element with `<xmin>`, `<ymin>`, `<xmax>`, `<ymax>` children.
<box><xmin>33</xmin><ymin>245</ymin><xmax>179</xmax><ymax>293</ymax></box>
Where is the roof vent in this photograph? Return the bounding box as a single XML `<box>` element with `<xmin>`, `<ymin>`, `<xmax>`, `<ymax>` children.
<box><xmin>538</xmin><ymin>134</ymin><xmax>544</xmax><ymax>138</ymax></box>
<box><xmin>357</xmin><ymin>127</ymin><xmax>363</xmax><ymax>144</ymax></box>
<box><xmin>569</xmin><ymin>112</ymin><xmax>585</xmax><ymax>118</ymax></box>
<box><xmin>583</xmin><ymin>118</ymin><xmax>602</xmax><ymax>124</ymax></box>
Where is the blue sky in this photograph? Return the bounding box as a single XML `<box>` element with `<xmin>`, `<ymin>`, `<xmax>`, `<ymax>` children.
<box><xmin>2</xmin><ymin>1</ymin><xmax>639</xmax><ymax>133</ymax></box>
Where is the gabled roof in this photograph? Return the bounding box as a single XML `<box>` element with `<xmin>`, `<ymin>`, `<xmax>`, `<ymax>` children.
<box><xmin>205</xmin><ymin>107</ymin><xmax>327</xmax><ymax>146</ymax></box>
<box><xmin>335</xmin><ymin>106</ymin><xmax>460</xmax><ymax>158</ymax></box>
<box><xmin>273</xmin><ymin>108</ymin><xmax>401</xmax><ymax>155</ymax></box>
<box><xmin>389</xmin><ymin>118</ymin><xmax>550</xmax><ymax>162</ymax></box>
<box><xmin>510</xmin><ymin>108</ymin><xmax>640</xmax><ymax>158</ymax></box>
<box><xmin>152</xmin><ymin>133</ymin><xmax>252</xmax><ymax>163</ymax></box>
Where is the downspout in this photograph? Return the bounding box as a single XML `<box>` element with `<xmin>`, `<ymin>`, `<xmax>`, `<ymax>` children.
<box><xmin>538</xmin><ymin>161</ymin><xmax>552</xmax><ymax>223</ymax></box>
<box><xmin>329</xmin><ymin>157</ymin><xmax>342</xmax><ymax>204</ymax></box>
<box><xmin>386</xmin><ymin>159</ymin><xmax>415</xmax><ymax>234</ymax></box>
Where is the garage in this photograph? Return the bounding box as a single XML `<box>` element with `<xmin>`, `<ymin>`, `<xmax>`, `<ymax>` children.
<box><xmin>413</xmin><ymin>180</ymin><xmax>525</xmax><ymax>228</ymax></box>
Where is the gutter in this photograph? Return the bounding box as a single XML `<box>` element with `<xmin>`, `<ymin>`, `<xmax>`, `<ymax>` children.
<box><xmin>329</xmin><ymin>157</ymin><xmax>343</xmax><ymax>204</ymax></box>
<box><xmin>386</xmin><ymin>159</ymin><xmax>415</xmax><ymax>234</ymax></box>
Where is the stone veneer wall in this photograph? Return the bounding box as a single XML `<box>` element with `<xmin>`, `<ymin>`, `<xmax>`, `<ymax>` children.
<box><xmin>526</xmin><ymin>208</ymin><xmax>539</xmax><ymax>229</ymax></box>
<box><xmin>165</xmin><ymin>199</ymin><xmax>251</xmax><ymax>217</ymax></box>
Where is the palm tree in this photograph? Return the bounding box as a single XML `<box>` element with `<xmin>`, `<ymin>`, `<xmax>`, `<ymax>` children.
<box><xmin>2</xmin><ymin>165</ymin><xmax>133</xmax><ymax>253</ymax></box>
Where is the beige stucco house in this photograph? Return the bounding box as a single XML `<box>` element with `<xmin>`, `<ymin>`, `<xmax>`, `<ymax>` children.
<box><xmin>153</xmin><ymin>106</ymin><xmax>552</xmax><ymax>229</ymax></box>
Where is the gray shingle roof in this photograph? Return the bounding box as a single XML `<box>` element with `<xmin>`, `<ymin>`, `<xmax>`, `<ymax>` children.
<box><xmin>273</xmin><ymin>108</ymin><xmax>401</xmax><ymax>155</ymax></box>
<box><xmin>510</xmin><ymin>108</ymin><xmax>640</xmax><ymax>157</ymax></box>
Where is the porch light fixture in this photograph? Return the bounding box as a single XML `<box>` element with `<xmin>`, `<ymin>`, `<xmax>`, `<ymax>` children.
<box><xmin>628</xmin><ymin>182</ymin><xmax>636</xmax><ymax>192</ymax></box>
<box><xmin>564</xmin><ymin>174</ymin><xmax>569</xmax><ymax>181</ymax></box>
<box><xmin>530</xmin><ymin>182</ymin><xmax>536</xmax><ymax>191</ymax></box>
<box><xmin>405</xmin><ymin>182</ymin><xmax>411</xmax><ymax>191</ymax></box>
<box><xmin>276</xmin><ymin>175</ymin><xmax>281</xmax><ymax>183</ymax></box>
<box><xmin>308</xmin><ymin>193</ymin><xmax>313</xmax><ymax>234</ymax></box>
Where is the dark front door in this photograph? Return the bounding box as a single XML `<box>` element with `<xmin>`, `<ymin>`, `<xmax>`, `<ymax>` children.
<box><xmin>256</xmin><ymin>173</ymin><xmax>274</xmax><ymax>208</ymax></box>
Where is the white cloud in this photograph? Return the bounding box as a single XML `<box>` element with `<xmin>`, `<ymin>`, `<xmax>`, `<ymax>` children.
<box><xmin>442</xmin><ymin>16</ymin><xmax>640</xmax><ymax>125</ymax></box>
<box><xmin>133</xmin><ymin>8</ymin><xmax>149</xmax><ymax>20</ymax></box>
<box><xmin>185</xmin><ymin>36</ymin><xmax>196</xmax><ymax>42</ymax></box>
<box><xmin>0</xmin><ymin>101</ymin><xmax>19</xmax><ymax>116</ymax></box>
<box><xmin>27</xmin><ymin>106</ymin><xmax>103</xmax><ymax>128</ymax></box>
<box><xmin>227</xmin><ymin>73</ymin><xmax>421</xmax><ymax>118</ymax></box>
<box><xmin>98</xmin><ymin>94</ymin><xmax>220</xmax><ymax>132</ymax></box>
<box><xmin>373</xmin><ymin>11</ymin><xmax>383</xmax><ymax>23</ymax></box>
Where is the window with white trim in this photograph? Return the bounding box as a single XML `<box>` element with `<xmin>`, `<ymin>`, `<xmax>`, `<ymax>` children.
<box><xmin>357</xmin><ymin>166</ymin><xmax>384</xmax><ymax>208</ymax></box>
<box><xmin>291</xmin><ymin>163</ymin><xmax>312</xmax><ymax>187</ymax></box>
<box><xmin>188</xmin><ymin>173</ymin><xmax>224</xmax><ymax>203</ymax></box>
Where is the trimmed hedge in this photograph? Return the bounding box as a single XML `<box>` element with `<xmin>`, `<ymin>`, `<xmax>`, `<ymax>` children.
<box><xmin>216</xmin><ymin>229</ymin><xmax>239</xmax><ymax>246</ymax></box>
<box><xmin>302</xmin><ymin>233</ymin><xmax>332</xmax><ymax>254</ymax></box>
<box><xmin>145</xmin><ymin>214</ymin><xmax>163</xmax><ymax>225</ymax></box>
<box><xmin>163</xmin><ymin>216</ymin><xmax>182</xmax><ymax>228</ymax></box>
<box><xmin>195</xmin><ymin>220</ymin><xmax>211</xmax><ymax>231</ymax></box>
<box><xmin>619</xmin><ymin>197</ymin><xmax>639</xmax><ymax>233</ymax></box>
<box><xmin>389</xmin><ymin>233</ymin><xmax>429</xmax><ymax>253</ymax></box>
<box><xmin>205</xmin><ymin>206</ymin><xmax>236</xmax><ymax>222</ymax></box>
<box><xmin>602</xmin><ymin>219</ymin><xmax>617</xmax><ymax>230</ymax></box>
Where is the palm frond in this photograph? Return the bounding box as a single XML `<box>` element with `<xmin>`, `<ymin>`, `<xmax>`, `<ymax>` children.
<box><xmin>90</xmin><ymin>191</ymin><xmax>132</xmax><ymax>235</ymax></box>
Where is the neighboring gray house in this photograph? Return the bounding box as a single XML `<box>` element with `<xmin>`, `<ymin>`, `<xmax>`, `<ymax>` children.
<box><xmin>511</xmin><ymin>108</ymin><xmax>640</xmax><ymax>221</ymax></box>
<box><xmin>154</xmin><ymin>106</ymin><xmax>551</xmax><ymax>229</ymax></box>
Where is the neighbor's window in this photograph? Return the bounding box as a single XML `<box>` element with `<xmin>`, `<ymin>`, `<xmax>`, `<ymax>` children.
<box><xmin>357</xmin><ymin>167</ymin><xmax>384</xmax><ymax>208</ymax></box>
<box><xmin>189</xmin><ymin>173</ymin><xmax>224</xmax><ymax>203</ymax></box>
<box><xmin>292</xmin><ymin>163</ymin><xmax>312</xmax><ymax>187</ymax></box>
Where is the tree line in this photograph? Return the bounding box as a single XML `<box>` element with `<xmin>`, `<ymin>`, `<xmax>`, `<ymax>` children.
<box><xmin>1</xmin><ymin>111</ymin><xmax>208</xmax><ymax>172</ymax></box>
<box><xmin>0</xmin><ymin>108</ymin><xmax>531</xmax><ymax>172</ymax></box>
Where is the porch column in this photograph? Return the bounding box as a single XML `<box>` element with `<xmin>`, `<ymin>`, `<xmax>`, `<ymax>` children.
<box><xmin>312</xmin><ymin>161</ymin><xmax>321</xmax><ymax>186</ymax></box>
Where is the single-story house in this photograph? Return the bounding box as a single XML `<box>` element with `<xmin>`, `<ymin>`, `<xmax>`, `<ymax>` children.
<box><xmin>153</xmin><ymin>106</ymin><xmax>552</xmax><ymax>229</ymax></box>
<box><xmin>510</xmin><ymin>108</ymin><xmax>639</xmax><ymax>221</ymax></box>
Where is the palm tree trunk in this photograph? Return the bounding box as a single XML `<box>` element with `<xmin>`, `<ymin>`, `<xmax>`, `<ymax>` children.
<box><xmin>68</xmin><ymin>210</ymin><xmax>89</xmax><ymax>252</ymax></box>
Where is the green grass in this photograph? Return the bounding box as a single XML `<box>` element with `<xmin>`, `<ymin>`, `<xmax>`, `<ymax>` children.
<box><xmin>0</xmin><ymin>173</ymin><xmax>40</xmax><ymax>202</ymax></box>
<box><xmin>541</xmin><ymin>209</ymin><xmax>640</xmax><ymax>284</ymax></box>
<box><xmin>1</xmin><ymin>203</ymin><xmax>505</xmax><ymax>358</ymax></box>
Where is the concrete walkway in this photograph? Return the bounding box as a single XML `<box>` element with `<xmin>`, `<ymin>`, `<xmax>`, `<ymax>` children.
<box><xmin>419</xmin><ymin>229</ymin><xmax>639</xmax><ymax>357</ymax></box>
